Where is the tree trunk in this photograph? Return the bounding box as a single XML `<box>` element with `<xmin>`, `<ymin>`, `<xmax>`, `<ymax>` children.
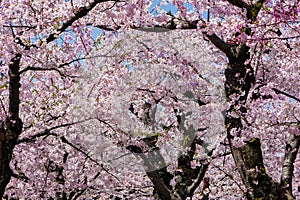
<box><xmin>0</xmin><ymin>54</ymin><xmax>23</xmax><ymax>198</ymax></box>
<box><xmin>224</xmin><ymin>44</ymin><xmax>293</xmax><ymax>200</ymax></box>
<box><xmin>0</xmin><ymin>118</ymin><xmax>23</xmax><ymax>197</ymax></box>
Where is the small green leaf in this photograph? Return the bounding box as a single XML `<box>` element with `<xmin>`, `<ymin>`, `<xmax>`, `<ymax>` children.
<box><xmin>0</xmin><ymin>82</ymin><xmax>8</xmax><ymax>89</ymax></box>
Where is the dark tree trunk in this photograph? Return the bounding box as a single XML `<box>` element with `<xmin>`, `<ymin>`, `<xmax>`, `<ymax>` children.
<box><xmin>204</xmin><ymin>0</ymin><xmax>297</xmax><ymax>198</ymax></box>
<box><xmin>128</xmin><ymin>134</ymin><xmax>209</xmax><ymax>200</ymax></box>
<box><xmin>0</xmin><ymin>54</ymin><xmax>23</xmax><ymax>198</ymax></box>
<box><xmin>223</xmin><ymin>44</ymin><xmax>293</xmax><ymax>200</ymax></box>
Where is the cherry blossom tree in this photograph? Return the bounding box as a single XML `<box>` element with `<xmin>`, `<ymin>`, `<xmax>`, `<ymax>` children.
<box><xmin>0</xmin><ymin>0</ymin><xmax>299</xmax><ymax>199</ymax></box>
<box><xmin>78</xmin><ymin>29</ymin><xmax>228</xmax><ymax>199</ymax></box>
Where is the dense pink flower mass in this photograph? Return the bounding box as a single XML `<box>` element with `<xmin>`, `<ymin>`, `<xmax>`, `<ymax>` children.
<box><xmin>0</xmin><ymin>0</ymin><xmax>299</xmax><ymax>199</ymax></box>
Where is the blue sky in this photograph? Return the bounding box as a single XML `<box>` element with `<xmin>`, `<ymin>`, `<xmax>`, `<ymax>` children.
<box><xmin>149</xmin><ymin>0</ymin><xmax>195</xmax><ymax>15</ymax></box>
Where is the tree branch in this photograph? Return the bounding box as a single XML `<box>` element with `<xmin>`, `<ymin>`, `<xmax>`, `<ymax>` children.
<box><xmin>94</xmin><ymin>24</ymin><xmax>121</xmax><ymax>31</ymax></box>
<box><xmin>20</xmin><ymin>55</ymin><xmax>116</xmax><ymax>75</ymax></box>
<box><xmin>226</xmin><ymin>0</ymin><xmax>249</xmax><ymax>9</ymax></box>
<box><xmin>60</xmin><ymin>135</ymin><xmax>119</xmax><ymax>180</ymax></box>
<box><xmin>272</xmin><ymin>88</ymin><xmax>300</xmax><ymax>102</ymax></box>
<box><xmin>19</xmin><ymin>66</ymin><xmax>66</xmax><ymax>77</ymax></box>
<box><xmin>226</xmin><ymin>0</ymin><xmax>265</xmax><ymax>22</ymax></box>
<box><xmin>17</xmin><ymin>119</ymin><xmax>93</xmax><ymax>144</ymax></box>
<box><xmin>46</xmin><ymin>0</ymin><xmax>120</xmax><ymax>43</ymax></box>
<box><xmin>126</xmin><ymin>144</ymin><xmax>174</xmax><ymax>199</ymax></box>
<box><xmin>187</xmin><ymin>162</ymin><xmax>210</xmax><ymax>197</ymax></box>
<box><xmin>11</xmin><ymin>171</ymin><xmax>29</xmax><ymax>183</ymax></box>
<box><xmin>145</xmin><ymin>170</ymin><xmax>173</xmax><ymax>200</ymax></box>
<box><xmin>204</xmin><ymin>33</ymin><xmax>232</xmax><ymax>57</ymax></box>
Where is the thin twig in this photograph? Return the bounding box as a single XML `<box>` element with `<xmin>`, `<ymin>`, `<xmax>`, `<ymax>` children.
<box><xmin>60</xmin><ymin>135</ymin><xmax>120</xmax><ymax>180</ymax></box>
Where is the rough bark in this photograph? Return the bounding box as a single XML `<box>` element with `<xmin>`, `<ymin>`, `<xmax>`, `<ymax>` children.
<box><xmin>0</xmin><ymin>54</ymin><xmax>23</xmax><ymax>198</ymax></box>
<box><xmin>222</xmin><ymin>43</ymin><xmax>293</xmax><ymax>199</ymax></box>
<box><xmin>280</xmin><ymin>132</ymin><xmax>300</xmax><ymax>199</ymax></box>
<box><xmin>127</xmin><ymin>134</ymin><xmax>209</xmax><ymax>200</ymax></box>
<box><xmin>230</xmin><ymin>138</ymin><xmax>288</xmax><ymax>199</ymax></box>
